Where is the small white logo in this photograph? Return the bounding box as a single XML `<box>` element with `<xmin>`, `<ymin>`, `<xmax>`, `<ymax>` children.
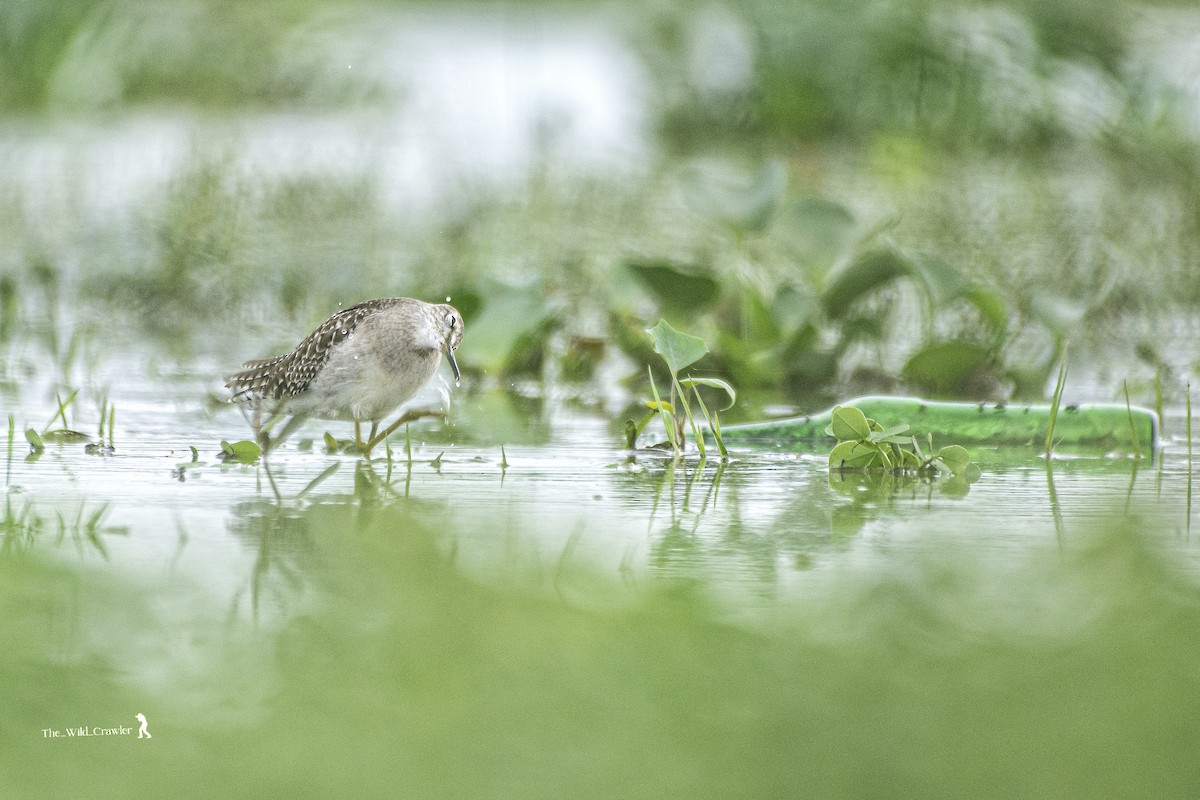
<box><xmin>136</xmin><ymin>713</ymin><xmax>151</xmax><ymax>739</ymax></box>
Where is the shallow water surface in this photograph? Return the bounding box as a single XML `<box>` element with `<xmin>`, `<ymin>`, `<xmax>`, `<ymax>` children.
<box><xmin>4</xmin><ymin>345</ymin><xmax>1200</xmax><ymax>797</ymax></box>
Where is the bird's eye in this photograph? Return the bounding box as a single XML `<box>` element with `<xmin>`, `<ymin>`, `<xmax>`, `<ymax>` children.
<box><xmin>446</xmin><ymin>314</ymin><xmax>456</xmax><ymax>328</ymax></box>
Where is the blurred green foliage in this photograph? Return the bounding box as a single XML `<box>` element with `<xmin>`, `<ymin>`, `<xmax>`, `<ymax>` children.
<box><xmin>647</xmin><ymin>0</ymin><xmax>1145</xmax><ymax>151</ymax></box>
<box><xmin>2</xmin><ymin>0</ymin><xmax>1199</xmax><ymax>409</ymax></box>
<box><xmin>0</xmin><ymin>0</ymin><xmax>335</xmax><ymax>110</ymax></box>
<box><xmin>608</xmin><ymin>160</ymin><xmax>1075</xmax><ymax>403</ymax></box>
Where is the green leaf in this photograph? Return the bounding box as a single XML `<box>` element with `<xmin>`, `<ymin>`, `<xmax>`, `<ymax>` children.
<box><xmin>41</xmin><ymin>429</ymin><xmax>91</xmax><ymax>443</ymax></box>
<box><xmin>1029</xmin><ymin>294</ymin><xmax>1086</xmax><ymax>337</ymax></box>
<box><xmin>828</xmin><ymin>440</ymin><xmax>879</xmax><ymax>470</ymax></box>
<box><xmin>874</xmin><ymin>442</ymin><xmax>893</xmax><ymax>469</ymax></box>
<box><xmin>927</xmin><ymin>457</ymin><xmax>953</xmax><ymax>475</ymax></box>
<box><xmin>907</xmin><ymin>253</ymin><xmax>968</xmax><ymax>306</ymax></box>
<box><xmin>647</xmin><ymin>319</ymin><xmax>708</xmax><ymax>375</ymax></box>
<box><xmin>829</xmin><ymin>406</ymin><xmax>872</xmax><ymax>441</ymax></box>
<box><xmin>778</xmin><ymin>197</ymin><xmax>856</xmax><ymax>276</ymax></box>
<box><xmin>642</xmin><ymin>400</ymin><xmax>675</xmax><ymax>413</ymax></box>
<box><xmin>901</xmin><ymin>340</ymin><xmax>994</xmax><ymax>395</ymax></box>
<box><xmin>454</xmin><ymin>279</ymin><xmax>557</xmax><ymax>374</ymax></box>
<box><xmin>25</xmin><ymin>428</ymin><xmax>44</xmax><ymax>451</ymax></box>
<box><xmin>679</xmin><ymin>159</ymin><xmax>786</xmax><ymax>232</ymax></box>
<box><xmin>623</xmin><ymin>420</ymin><xmax>637</xmax><ymax>450</ymax></box>
<box><xmin>770</xmin><ymin>285</ymin><xmax>819</xmax><ymax>340</ymax></box>
<box><xmin>220</xmin><ymin>439</ymin><xmax>261</xmax><ymax>463</ymax></box>
<box><xmin>625</xmin><ymin>260</ymin><xmax>720</xmax><ymax>314</ymax></box>
<box><xmin>323</xmin><ymin>432</ymin><xmax>339</xmax><ymax>453</ymax></box>
<box><xmin>937</xmin><ymin>444</ymin><xmax>972</xmax><ymax>475</ymax></box>
<box><xmin>678</xmin><ymin>376</ymin><xmax>737</xmax><ymax>410</ymax></box>
<box><xmin>963</xmin><ymin>288</ymin><xmax>1009</xmax><ymax>338</ymax></box>
<box><xmin>870</xmin><ymin>424</ymin><xmax>909</xmax><ymax>440</ymax></box>
<box><xmin>735</xmin><ymin>286</ymin><xmax>781</xmax><ymax>346</ymax></box>
<box><xmin>820</xmin><ymin>248</ymin><xmax>911</xmax><ymax>318</ymax></box>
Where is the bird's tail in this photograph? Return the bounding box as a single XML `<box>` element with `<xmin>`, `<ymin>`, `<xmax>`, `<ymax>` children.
<box><xmin>226</xmin><ymin>355</ymin><xmax>288</xmax><ymax>406</ymax></box>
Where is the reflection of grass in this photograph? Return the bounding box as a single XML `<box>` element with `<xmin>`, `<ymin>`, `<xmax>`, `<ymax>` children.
<box><xmin>2</xmin><ymin>503</ymin><xmax>1199</xmax><ymax>797</ymax></box>
<box><xmin>0</xmin><ymin>498</ymin><xmax>124</xmax><ymax>558</ymax></box>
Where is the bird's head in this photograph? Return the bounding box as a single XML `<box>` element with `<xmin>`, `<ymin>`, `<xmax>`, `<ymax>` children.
<box><xmin>437</xmin><ymin>304</ymin><xmax>464</xmax><ymax>384</ymax></box>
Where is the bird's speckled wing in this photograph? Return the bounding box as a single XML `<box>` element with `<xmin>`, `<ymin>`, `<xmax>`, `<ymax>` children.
<box><xmin>226</xmin><ymin>299</ymin><xmax>397</xmax><ymax>408</ymax></box>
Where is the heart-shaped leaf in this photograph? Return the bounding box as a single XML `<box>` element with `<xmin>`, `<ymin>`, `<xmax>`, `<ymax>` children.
<box><xmin>937</xmin><ymin>444</ymin><xmax>972</xmax><ymax>475</ymax></box>
<box><xmin>647</xmin><ymin>319</ymin><xmax>708</xmax><ymax>375</ymax></box>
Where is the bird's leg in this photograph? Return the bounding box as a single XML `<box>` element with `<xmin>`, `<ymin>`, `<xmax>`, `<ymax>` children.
<box><xmin>352</xmin><ymin>421</ymin><xmax>381</xmax><ymax>457</ymax></box>
<box><xmin>353</xmin><ymin>422</ymin><xmax>383</xmax><ymax>459</ymax></box>
<box><xmin>364</xmin><ymin>409</ymin><xmax>445</xmax><ymax>454</ymax></box>
<box><xmin>270</xmin><ymin>414</ymin><xmax>308</xmax><ymax>451</ymax></box>
<box><xmin>240</xmin><ymin>407</ymin><xmax>274</xmax><ymax>452</ymax></box>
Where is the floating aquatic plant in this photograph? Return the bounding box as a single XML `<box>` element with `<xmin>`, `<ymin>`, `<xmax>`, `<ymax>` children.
<box><xmin>825</xmin><ymin>404</ymin><xmax>980</xmax><ymax>480</ymax></box>
<box><xmin>219</xmin><ymin>439</ymin><xmax>262</xmax><ymax>463</ymax></box>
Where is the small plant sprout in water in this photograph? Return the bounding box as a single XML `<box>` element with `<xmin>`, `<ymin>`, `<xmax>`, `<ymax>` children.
<box><xmin>24</xmin><ymin>389</ymin><xmax>117</xmax><ymax>455</ymax></box>
<box><xmin>826</xmin><ymin>405</ymin><xmax>981</xmax><ymax>481</ymax></box>
<box><xmin>626</xmin><ymin>320</ymin><xmax>736</xmax><ymax>459</ymax></box>
<box><xmin>219</xmin><ymin>439</ymin><xmax>262</xmax><ymax>463</ymax></box>
<box><xmin>85</xmin><ymin>397</ymin><xmax>117</xmax><ymax>456</ymax></box>
<box><xmin>40</xmin><ymin>389</ymin><xmax>91</xmax><ymax>444</ymax></box>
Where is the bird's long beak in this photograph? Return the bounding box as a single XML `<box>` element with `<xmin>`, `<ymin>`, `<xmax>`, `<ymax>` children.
<box><xmin>444</xmin><ymin>344</ymin><xmax>461</xmax><ymax>385</ymax></box>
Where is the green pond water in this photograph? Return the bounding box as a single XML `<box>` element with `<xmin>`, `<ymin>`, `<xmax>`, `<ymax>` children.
<box><xmin>3</xmin><ymin>353</ymin><xmax>1199</xmax><ymax>798</ymax></box>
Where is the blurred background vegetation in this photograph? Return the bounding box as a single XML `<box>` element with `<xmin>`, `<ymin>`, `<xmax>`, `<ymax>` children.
<box><xmin>5</xmin><ymin>4</ymin><xmax>1200</xmax><ymax>796</ymax></box>
<box><xmin>3</xmin><ymin>0</ymin><xmax>1200</xmax><ymax>414</ymax></box>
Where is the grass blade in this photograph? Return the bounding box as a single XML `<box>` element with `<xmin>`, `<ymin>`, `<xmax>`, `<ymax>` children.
<box><xmin>674</xmin><ymin>376</ymin><xmax>705</xmax><ymax>459</ymax></box>
<box><xmin>648</xmin><ymin>366</ymin><xmax>677</xmax><ymax>452</ymax></box>
<box><xmin>43</xmin><ymin>388</ymin><xmax>80</xmax><ymax>434</ymax></box>
<box><xmin>1044</xmin><ymin>356</ymin><xmax>1069</xmax><ymax>458</ymax></box>
<box><xmin>1123</xmin><ymin>380</ymin><xmax>1142</xmax><ymax>461</ymax></box>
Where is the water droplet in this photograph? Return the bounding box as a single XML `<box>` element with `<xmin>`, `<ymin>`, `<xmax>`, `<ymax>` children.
<box><xmin>445</xmin><ymin>296</ymin><xmax>452</xmax><ymax>303</ymax></box>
